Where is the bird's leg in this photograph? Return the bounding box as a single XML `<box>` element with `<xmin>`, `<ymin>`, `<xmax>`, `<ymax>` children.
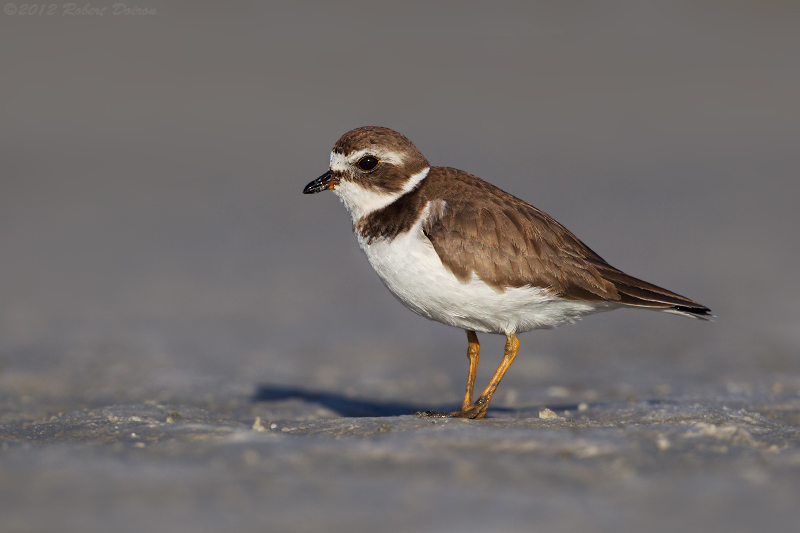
<box><xmin>419</xmin><ymin>333</ymin><xmax>518</xmax><ymax>420</ymax></box>
<box><xmin>461</xmin><ymin>330</ymin><xmax>481</xmax><ymax>411</ymax></box>
<box><xmin>417</xmin><ymin>331</ymin><xmax>480</xmax><ymax>418</ymax></box>
<box><xmin>465</xmin><ymin>333</ymin><xmax>519</xmax><ymax>419</ymax></box>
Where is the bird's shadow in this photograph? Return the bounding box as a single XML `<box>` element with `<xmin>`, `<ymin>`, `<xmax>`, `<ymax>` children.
<box><xmin>252</xmin><ymin>384</ymin><xmax>449</xmax><ymax>417</ymax></box>
<box><xmin>253</xmin><ymin>384</ymin><xmax>521</xmax><ymax>417</ymax></box>
<box><xmin>252</xmin><ymin>384</ymin><xmax>676</xmax><ymax>418</ymax></box>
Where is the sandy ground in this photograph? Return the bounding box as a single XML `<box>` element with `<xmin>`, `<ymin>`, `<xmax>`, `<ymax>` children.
<box><xmin>2</xmin><ymin>364</ymin><xmax>800</xmax><ymax>532</ymax></box>
<box><xmin>2</xmin><ymin>2</ymin><xmax>800</xmax><ymax>532</ymax></box>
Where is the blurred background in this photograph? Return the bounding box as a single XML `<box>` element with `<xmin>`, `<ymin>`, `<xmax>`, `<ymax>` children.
<box><xmin>1</xmin><ymin>0</ymin><xmax>799</xmax><ymax>410</ymax></box>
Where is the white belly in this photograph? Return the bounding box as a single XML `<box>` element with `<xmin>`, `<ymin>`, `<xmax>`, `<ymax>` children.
<box><xmin>356</xmin><ymin>212</ymin><xmax>615</xmax><ymax>335</ymax></box>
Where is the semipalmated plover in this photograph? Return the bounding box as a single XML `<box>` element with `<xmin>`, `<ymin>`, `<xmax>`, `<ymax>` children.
<box><xmin>303</xmin><ymin>126</ymin><xmax>710</xmax><ymax>419</ymax></box>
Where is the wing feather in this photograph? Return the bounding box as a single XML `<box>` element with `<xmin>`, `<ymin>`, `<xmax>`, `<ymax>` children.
<box><xmin>419</xmin><ymin>167</ymin><xmax>711</xmax><ymax>318</ymax></box>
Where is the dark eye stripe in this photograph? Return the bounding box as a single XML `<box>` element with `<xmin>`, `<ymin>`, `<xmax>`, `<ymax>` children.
<box><xmin>358</xmin><ymin>156</ymin><xmax>379</xmax><ymax>171</ymax></box>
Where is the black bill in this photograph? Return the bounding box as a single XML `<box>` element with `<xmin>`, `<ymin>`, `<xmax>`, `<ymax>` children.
<box><xmin>303</xmin><ymin>170</ymin><xmax>337</xmax><ymax>194</ymax></box>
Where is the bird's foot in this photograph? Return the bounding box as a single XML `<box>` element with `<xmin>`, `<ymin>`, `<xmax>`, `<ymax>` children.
<box><xmin>415</xmin><ymin>399</ymin><xmax>488</xmax><ymax>420</ymax></box>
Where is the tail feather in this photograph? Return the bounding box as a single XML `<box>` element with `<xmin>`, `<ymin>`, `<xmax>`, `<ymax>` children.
<box><xmin>594</xmin><ymin>263</ymin><xmax>712</xmax><ymax>319</ymax></box>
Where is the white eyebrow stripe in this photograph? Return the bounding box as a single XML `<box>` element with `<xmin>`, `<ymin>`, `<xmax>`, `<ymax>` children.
<box><xmin>329</xmin><ymin>149</ymin><xmax>406</xmax><ymax>172</ymax></box>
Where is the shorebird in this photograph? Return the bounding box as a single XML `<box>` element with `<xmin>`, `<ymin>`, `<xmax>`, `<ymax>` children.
<box><xmin>303</xmin><ymin>126</ymin><xmax>710</xmax><ymax>419</ymax></box>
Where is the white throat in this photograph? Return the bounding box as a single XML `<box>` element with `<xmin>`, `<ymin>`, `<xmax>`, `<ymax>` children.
<box><xmin>333</xmin><ymin>167</ymin><xmax>430</xmax><ymax>222</ymax></box>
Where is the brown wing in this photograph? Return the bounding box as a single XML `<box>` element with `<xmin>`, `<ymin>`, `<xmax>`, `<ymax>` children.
<box><xmin>420</xmin><ymin>168</ymin><xmax>711</xmax><ymax>317</ymax></box>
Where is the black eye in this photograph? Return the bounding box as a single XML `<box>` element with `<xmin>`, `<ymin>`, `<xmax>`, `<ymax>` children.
<box><xmin>358</xmin><ymin>156</ymin><xmax>379</xmax><ymax>171</ymax></box>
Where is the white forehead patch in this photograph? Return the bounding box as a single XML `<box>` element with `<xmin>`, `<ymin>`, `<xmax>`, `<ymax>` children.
<box><xmin>329</xmin><ymin>149</ymin><xmax>406</xmax><ymax>173</ymax></box>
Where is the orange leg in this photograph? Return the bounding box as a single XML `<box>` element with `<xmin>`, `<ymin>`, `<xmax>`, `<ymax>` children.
<box><xmin>466</xmin><ymin>333</ymin><xmax>519</xmax><ymax>419</ymax></box>
<box><xmin>420</xmin><ymin>333</ymin><xmax>519</xmax><ymax>420</ymax></box>
<box><xmin>461</xmin><ymin>331</ymin><xmax>481</xmax><ymax>411</ymax></box>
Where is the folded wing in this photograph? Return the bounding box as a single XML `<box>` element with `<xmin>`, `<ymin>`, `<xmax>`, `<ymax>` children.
<box><xmin>420</xmin><ymin>168</ymin><xmax>711</xmax><ymax>319</ymax></box>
